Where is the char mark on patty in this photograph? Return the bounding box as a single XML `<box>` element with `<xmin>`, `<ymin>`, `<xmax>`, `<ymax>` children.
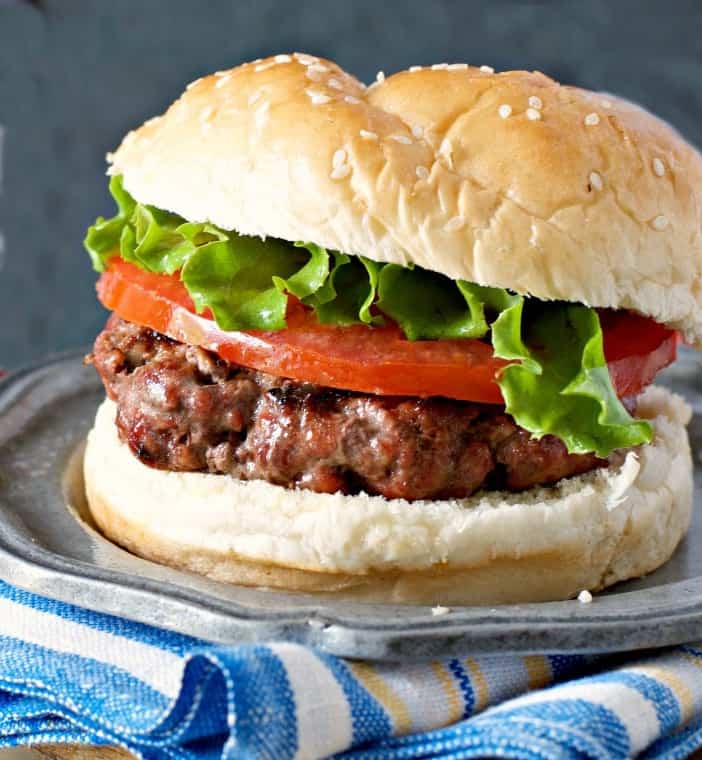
<box><xmin>88</xmin><ymin>315</ymin><xmax>608</xmax><ymax>501</ymax></box>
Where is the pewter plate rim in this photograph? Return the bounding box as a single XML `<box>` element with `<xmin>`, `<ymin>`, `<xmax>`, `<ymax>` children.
<box><xmin>0</xmin><ymin>350</ymin><xmax>701</xmax><ymax>661</ymax></box>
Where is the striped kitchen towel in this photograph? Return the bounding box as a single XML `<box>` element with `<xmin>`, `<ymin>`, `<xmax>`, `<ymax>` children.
<box><xmin>1</xmin><ymin>581</ymin><xmax>702</xmax><ymax>758</ymax></box>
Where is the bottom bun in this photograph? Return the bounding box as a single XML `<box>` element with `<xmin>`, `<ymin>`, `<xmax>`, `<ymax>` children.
<box><xmin>84</xmin><ymin>387</ymin><xmax>693</xmax><ymax>605</ymax></box>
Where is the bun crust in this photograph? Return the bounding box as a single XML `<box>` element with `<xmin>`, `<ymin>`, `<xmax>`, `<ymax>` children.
<box><xmin>83</xmin><ymin>388</ymin><xmax>693</xmax><ymax>605</ymax></box>
<box><xmin>109</xmin><ymin>54</ymin><xmax>702</xmax><ymax>346</ymax></box>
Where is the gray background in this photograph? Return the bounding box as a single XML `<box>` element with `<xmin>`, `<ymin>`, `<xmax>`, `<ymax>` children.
<box><xmin>1</xmin><ymin>0</ymin><xmax>701</xmax><ymax>369</ymax></box>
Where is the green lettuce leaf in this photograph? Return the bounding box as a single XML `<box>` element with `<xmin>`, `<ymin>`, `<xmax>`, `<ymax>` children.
<box><xmin>378</xmin><ymin>264</ymin><xmax>488</xmax><ymax>340</ymax></box>
<box><xmin>492</xmin><ymin>301</ymin><xmax>652</xmax><ymax>457</ymax></box>
<box><xmin>83</xmin><ymin>175</ymin><xmax>653</xmax><ymax>457</ymax></box>
<box><xmin>181</xmin><ymin>234</ymin><xmax>303</xmax><ymax>331</ymax></box>
<box><xmin>124</xmin><ymin>206</ymin><xmax>199</xmax><ymax>274</ymax></box>
<box><xmin>84</xmin><ymin>175</ymin><xmax>136</xmax><ymax>271</ymax></box>
<box><xmin>309</xmin><ymin>255</ymin><xmax>383</xmax><ymax>326</ymax></box>
<box><xmin>376</xmin><ymin>265</ymin><xmax>513</xmax><ymax>340</ymax></box>
<box><xmin>274</xmin><ymin>242</ymin><xmax>331</xmax><ymax>301</ymax></box>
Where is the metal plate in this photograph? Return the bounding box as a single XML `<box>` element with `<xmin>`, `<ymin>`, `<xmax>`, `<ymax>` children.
<box><xmin>0</xmin><ymin>351</ymin><xmax>701</xmax><ymax>661</ymax></box>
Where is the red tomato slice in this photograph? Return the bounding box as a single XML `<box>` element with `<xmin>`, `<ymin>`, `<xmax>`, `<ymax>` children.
<box><xmin>96</xmin><ymin>259</ymin><xmax>677</xmax><ymax>404</ymax></box>
<box><xmin>599</xmin><ymin>310</ymin><xmax>679</xmax><ymax>397</ymax></box>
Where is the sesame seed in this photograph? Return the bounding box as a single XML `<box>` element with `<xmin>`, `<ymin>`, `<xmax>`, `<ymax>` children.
<box><xmin>390</xmin><ymin>134</ymin><xmax>412</xmax><ymax>144</ymax></box>
<box><xmin>439</xmin><ymin>138</ymin><xmax>452</xmax><ymax>156</ymax></box>
<box><xmin>431</xmin><ymin>63</ymin><xmax>448</xmax><ymax>70</ymax></box>
<box><xmin>330</xmin><ymin>164</ymin><xmax>351</xmax><ymax>180</ymax></box>
<box><xmin>105</xmin><ymin>151</ymin><xmax>114</xmax><ymax>162</ymax></box>
<box><xmin>447</xmin><ymin>63</ymin><xmax>469</xmax><ymax>70</ymax></box>
<box><xmin>432</xmin><ymin>606</ymin><xmax>451</xmax><ymax>616</ymax></box>
<box><xmin>589</xmin><ymin>171</ymin><xmax>603</xmax><ymax>191</ymax></box>
<box><xmin>376</xmin><ymin>70</ymin><xmax>385</xmax><ymax>83</ymax></box>
<box><xmin>251</xmin><ymin>58</ymin><xmax>262</xmax><ymax>64</ymax></box>
<box><xmin>255</xmin><ymin>62</ymin><xmax>275</xmax><ymax>72</ymax></box>
<box><xmin>215</xmin><ymin>74</ymin><xmax>232</xmax><ymax>89</ymax></box>
<box><xmin>307</xmin><ymin>63</ymin><xmax>329</xmax><ymax>74</ymax></box>
<box><xmin>295</xmin><ymin>53</ymin><xmax>318</xmax><ymax>65</ymax></box>
<box><xmin>408</xmin><ymin>65</ymin><xmax>422</xmax><ymax>72</ymax></box>
<box><xmin>479</xmin><ymin>65</ymin><xmax>494</xmax><ymax>73</ymax></box>
<box><xmin>415</xmin><ymin>165</ymin><xmax>429</xmax><ymax>180</ymax></box>
<box><xmin>584</xmin><ymin>112</ymin><xmax>600</xmax><ymax>126</ymax></box>
<box><xmin>498</xmin><ymin>104</ymin><xmax>512</xmax><ymax>119</ymax></box>
<box><xmin>274</xmin><ymin>54</ymin><xmax>292</xmax><ymax>63</ymax></box>
<box><xmin>344</xmin><ymin>94</ymin><xmax>361</xmax><ymax>104</ymax></box>
<box><xmin>332</xmin><ymin>148</ymin><xmax>347</xmax><ymax>169</ymax></box>
<box><xmin>526</xmin><ymin>107</ymin><xmax>541</xmax><ymax>121</ymax></box>
<box><xmin>248</xmin><ymin>90</ymin><xmax>263</xmax><ymax>105</ymax></box>
<box><xmin>577</xmin><ymin>590</ymin><xmax>593</xmax><ymax>604</ymax></box>
<box><xmin>306</xmin><ymin>90</ymin><xmax>331</xmax><ymax>105</ymax></box>
<box><xmin>653</xmin><ymin>158</ymin><xmax>666</xmax><ymax>177</ymax></box>
<box><xmin>444</xmin><ymin>215</ymin><xmax>465</xmax><ymax>232</ymax></box>
<box><xmin>305</xmin><ymin>68</ymin><xmax>324</xmax><ymax>82</ymax></box>
<box><xmin>528</xmin><ymin>95</ymin><xmax>543</xmax><ymax>110</ymax></box>
<box><xmin>412</xmin><ymin>124</ymin><xmax>424</xmax><ymax>139</ymax></box>
<box><xmin>185</xmin><ymin>77</ymin><xmax>202</xmax><ymax>91</ymax></box>
<box><xmin>305</xmin><ymin>69</ymin><xmax>324</xmax><ymax>82</ymax></box>
<box><xmin>214</xmin><ymin>70</ymin><xmax>228</xmax><ymax>77</ymax></box>
<box><xmin>600</xmin><ymin>98</ymin><xmax>613</xmax><ymax>109</ymax></box>
<box><xmin>200</xmin><ymin>105</ymin><xmax>214</xmax><ymax>122</ymax></box>
<box><xmin>359</xmin><ymin>129</ymin><xmax>378</xmax><ymax>141</ymax></box>
<box><xmin>328</xmin><ymin>77</ymin><xmax>343</xmax><ymax>90</ymax></box>
<box><xmin>652</xmin><ymin>215</ymin><xmax>669</xmax><ymax>230</ymax></box>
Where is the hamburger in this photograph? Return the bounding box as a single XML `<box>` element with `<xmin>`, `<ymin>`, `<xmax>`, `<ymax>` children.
<box><xmin>82</xmin><ymin>54</ymin><xmax>700</xmax><ymax>605</ymax></box>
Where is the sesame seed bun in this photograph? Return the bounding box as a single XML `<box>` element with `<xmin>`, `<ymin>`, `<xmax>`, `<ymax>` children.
<box><xmin>108</xmin><ymin>54</ymin><xmax>702</xmax><ymax>346</ymax></box>
<box><xmin>83</xmin><ymin>387</ymin><xmax>692</xmax><ymax>604</ymax></box>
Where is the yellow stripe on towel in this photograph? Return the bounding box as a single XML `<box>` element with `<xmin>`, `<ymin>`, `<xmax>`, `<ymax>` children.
<box><xmin>348</xmin><ymin>662</ymin><xmax>412</xmax><ymax>734</ymax></box>
<box><xmin>632</xmin><ymin>664</ymin><xmax>695</xmax><ymax>723</ymax></box>
<box><xmin>524</xmin><ymin>655</ymin><xmax>552</xmax><ymax>690</ymax></box>
<box><xmin>465</xmin><ymin>657</ymin><xmax>490</xmax><ymax>712</ymax></box>
<box><xmin>431</xmin><ymin>662</ymin><xmax>464</xmax><ymax>724</ymax></box>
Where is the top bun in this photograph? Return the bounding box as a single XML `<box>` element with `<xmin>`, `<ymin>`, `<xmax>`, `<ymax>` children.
<box><xmin>109</xmin><ymin>54</ymin><xmax>702</xmax><ymax>347</ymax></box>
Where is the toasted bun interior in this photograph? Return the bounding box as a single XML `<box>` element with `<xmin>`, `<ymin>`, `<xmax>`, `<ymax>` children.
<box><xmin>83</xmin><ymin>387</ymin><xmax>692</xmax><ymax>604</ymax></box>
<box><xmin>109</xmin><ymin>55</ymin><xmax>702</xmax><ymax>347</ymax></box>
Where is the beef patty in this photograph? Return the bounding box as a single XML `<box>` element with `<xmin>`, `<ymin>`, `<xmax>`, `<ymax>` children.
<box><xmin>88</xmin><ymin>315</ymin><xmax>609</xmax><ymax>501</ymax></box>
